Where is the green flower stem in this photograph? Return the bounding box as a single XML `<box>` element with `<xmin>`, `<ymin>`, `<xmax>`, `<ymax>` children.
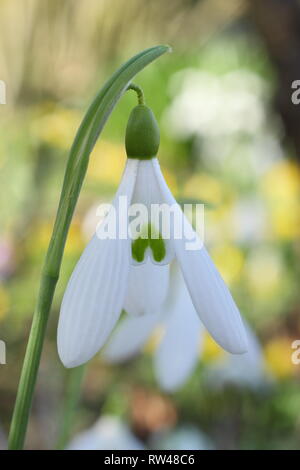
<box><xmin>8</xmin><ymin>44</ymin><xmax>170</xmax><ymax>450</ymax></box>
<box><xmin>8</xmin><ymin>274</ymin><xmax>58</xmax><ymax>450</ymax></box>
<box><xmin>127</xmin><ymin>83</ymin><xmax>145</xmax><ymax>104</ymax></box>
<box><xmin>56</xmin><ymin>365</ymin><xmax>86</xmax><ymax>450</ymax></box>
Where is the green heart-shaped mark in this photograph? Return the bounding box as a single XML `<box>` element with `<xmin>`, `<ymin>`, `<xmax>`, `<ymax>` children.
<box><xmin>131</xmin><ymin>223</ymin><xmax>166</xmax><ymax>263</ymax></box>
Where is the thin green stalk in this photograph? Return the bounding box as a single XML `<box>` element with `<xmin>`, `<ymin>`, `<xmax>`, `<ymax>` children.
<box><xmin>8</xmin><ymin>45</ymin><xmax>170</xmax><ymax>450</ymax></box>
<box><xmin>127</xmin><ymin>83</ymin><xmax>145</xmax><ymax>104</ymax></box>
<box><xmin>8</xmin><ymin>274</ymin><xmax>58</xmax><ymax>450</ymax></box>
<box><xmin>56</xmin><ymin>365</ymin><xmax>86</xmax><ymax>450</ymax></box>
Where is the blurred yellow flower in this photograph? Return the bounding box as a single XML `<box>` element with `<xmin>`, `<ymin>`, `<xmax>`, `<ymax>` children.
<box><xmin>264</xmin><ymin>336</ymin><xmax>296</xmax><ymax>379</ymax></box>
<box><xmin>88</xmin><ymin>143</ymin><xmax>177</xmax><ymax>195</ymax></box>
<box><xmin>245</xmin><ymin>247</ymin><xmax>282</xmax><ymax>299</ymax></box>
<box><xmin>162</xmin><ymin>168</ymin><xmax>178</xmax><ymax>195</ymax></box>
<box><xmin>28</xmin><ymin>218</ymin><xmax>84</xmax><ymax>258</ymax></box>
<box><xmin>263</xmin><ymin>160</ymin><xmax>299</xmax><ymax>200</ymax></box>
<box><xmin>202</xmin><ymin>332</ymin><xmax>225</xmax><ymax>363</ymax></box>
<box><xmin>144</xmin><ymin>326</ymin><xmax>165</xmax><ymax>354</ymax></box>
<box><xmin>262</xmin><ymin>161</ymin><xmax>300</xmax><ymax>240</ymax></box>
<box><xmin>64</xmin><ymin>219</ymin><xmax>85</xmax><ymax>255</ymax></box>
<box><xmin>183</xmin><ymin>173</ymin><xmax>228</xmax><ymax>205</ymax></box>
<box><xmin>31</xmin><ymin>105</ymin><xmax>81</xmax><ymax>150</ymax></box>
<box><xmin>0</xmin><ymin>286</ymin><xmax>9</xmax><ymax>320</ymax></box>
<box><xmin>87</xmin><ymin>140</ymin><xmax>124</xmax><ymax>186</ymax></box>
<box><xmin>26</xmin><ymin>221</ymin><xmax>53</xmax><ymax>257</ymax></box>
<box><xmin>211</xmin><ymin>243</ymin><xmax>244</xmax><ymax>285</ymax></box>
<box><xmin>206</xmin><ymin>200</ymin><xmax>237</xmax><ymax>244</ymax></box>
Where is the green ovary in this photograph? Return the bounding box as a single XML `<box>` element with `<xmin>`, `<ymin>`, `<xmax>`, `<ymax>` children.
<box><xmin>131</xmin><ymin>223</ymin><xmax>166</xmax><ymax>263</ymax></box>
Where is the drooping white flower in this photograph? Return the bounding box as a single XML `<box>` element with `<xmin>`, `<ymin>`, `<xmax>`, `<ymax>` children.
<box><xmin>104</xmin><ymin>263</ymin><xmax>203</xmax><ymax>391</ymax></box>
<box><xmin>57</xmin><ymin>103</ymin><xmax>248</xmax><ymax>368</ymax></box>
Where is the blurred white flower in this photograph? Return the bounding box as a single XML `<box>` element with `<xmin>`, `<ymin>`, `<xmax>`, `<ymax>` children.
<box><xmin>104</xmin><ymin>264</ymin><xmax>203</xmax><ymax>392</ymax></box>
<box><xmin>164</xmin><ymin>69</ymin><xmax>268</xmax><ymax>139</ymax></box>
<box><xmin>245</xmin><ymin>246</ymin><xmax>283</xmax><ymax>295</ymax></box>
<box><xmin>204</xmin><ymin>324</ymin><xmax>273</xmax><ymax>390</ymax></box>
<box><xmin>67</xmin><ymin>415</ymin><xmax>145</xmax><ymax>450</ymax></box>
<box><xmin>249</xmin><ymin>133</ymin><xmax>283</xmax><ymax>175</ymax></box>
<box><xmin>231</xmin><ymin>197</ymin><xmax>268</xmax><ymax>244</ymax></box>
<box><xmin>164</xmin><ymin>67</ymin><xmax>283</xmax><ymax>179</ymax></box>
<box><xmin>149</xmin><ymin>425</ymin><xmax>214</xmax><ymax>450</ymax></box>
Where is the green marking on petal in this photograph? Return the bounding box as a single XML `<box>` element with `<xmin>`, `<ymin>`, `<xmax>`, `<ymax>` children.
<box><xmin>132</xmin><ymin>237</ymin><xmax>148</xmax><ymax>262</ymax></box>
<box><xmin>131</xmin><ymin>223</ymin><xmax>166</xmax><ymax>263</ymax></box>
<box><xmin>149</xmin><ymin>237</ymin><xmax>166</xmax><ymax>262</ymax></box>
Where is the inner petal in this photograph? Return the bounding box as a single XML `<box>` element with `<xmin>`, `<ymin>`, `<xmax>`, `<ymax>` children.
<box><xmin>123</xmin><ymin>261</ymin><xmax>170</xmax><ymax>316</ymax></box>
<box><xmin>129</xmin><ymin>159</ymin><xmax>174</xmax><ymax>265</ymax></box>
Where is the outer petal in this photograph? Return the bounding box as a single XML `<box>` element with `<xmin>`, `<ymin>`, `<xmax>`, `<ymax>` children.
<box><xmin>123</xmin><ymin>261</ymin><xmax>169</xmax><ymax>316</ymax></box>
<box><xmin>57</xmin><ymin>159</ymin><xmax>139</xmax><ymax>367</ymax></box>
<box><xmin>103</xmin><ymin>311</ymin><xmax>160</xmax><ymax>362</ymax></box>
<box><xmin>154</xmin><ymin>267</ymin><xmax>203</xmax><ymax>391</ymax></box>
<box><xmin>151</xmin><ymin>158</ymin><xmax>248</xmax><ymax>354</ymax></box>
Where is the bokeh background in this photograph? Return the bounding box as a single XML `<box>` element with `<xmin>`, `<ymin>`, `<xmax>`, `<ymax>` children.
<box><xmin>0</xmin><ymin>0</ymin><xmax>300</xmax><ymax>450</ymax></box>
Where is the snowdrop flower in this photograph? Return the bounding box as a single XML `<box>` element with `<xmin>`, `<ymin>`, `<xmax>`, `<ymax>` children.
<box><xmin>58</xmin><ymin>101</ymin><xmax>247</xmax><ymax>368</ymax></box>
<box><xmin>165</xmin><ymin>70</ymin><xmax>267</xmax><ymax>139</ymax></box>
<box><xmin>104</xmin><ymin>264</ymin><xmax>203</xmax><ymax>391</ymax></box>
<box><xmin>67</xmin><ymin>415</ymin><xmax>144</xmax><ymax>450</ymax></box>
<box><xmin>205</xmin><ymin>324</ymin><xmax>273</xmax><ymax>390</ymax></box>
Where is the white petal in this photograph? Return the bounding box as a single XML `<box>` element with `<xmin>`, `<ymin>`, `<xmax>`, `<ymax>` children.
<box><xmin>154</xmin><ymin>267</ymin><xmax>203</xmax><ymax>391</ymax></box>
<box><xmin>103</xmin><ymin>311</ymin><xmax>160</xmax><ymax>362</ymax></box>
<box><xmin>151</xmin><ymin>158</ymin><xmax>248</xmax><ymax>354</ymax></box>
<box><xmin>123</xmin><ymin>261</ymin><xmax>169</xmax><ymax>316</ymax></box>
<box><xmin>130</xmin><ymin>159</ymin><xmax>174</xmax><ymax>265</ymax></box>
<box><xmin>57</xmin><ymin>159</ymin><xmax>139</xmax><ymax>367</ymax></box>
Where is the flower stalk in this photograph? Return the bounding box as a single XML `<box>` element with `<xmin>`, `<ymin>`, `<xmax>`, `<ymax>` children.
<box><xmin>7</xmin><ymin>45</ymin><xmax>170</xmax><ymax>450</ymax></box>
<box><xmin>127</xmin><ymin>83</ymin><xmax>145</xmax><ymax>105</ymax></box>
